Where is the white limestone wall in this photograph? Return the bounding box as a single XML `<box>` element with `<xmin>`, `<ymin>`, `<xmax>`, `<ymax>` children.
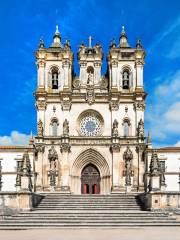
<box><xmin>0</xmin><ymin>150</ymin><xmax>34</xmax><ymax>192</ymax></box>
<box><xmin>44</xmin><ymin>103</ymin><xmax>112</xmax><ymax>137</ymax></box>
<box><xmin>158</xmin><ymin>151</ymin><xmax>180</xmax><ymax>192</ymax></box>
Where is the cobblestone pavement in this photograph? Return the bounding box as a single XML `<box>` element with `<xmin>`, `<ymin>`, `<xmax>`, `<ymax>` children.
<box><xmin>0</xmin><ymin>228</ymin><xmax>180</xmax><ymax>240</ymax></box>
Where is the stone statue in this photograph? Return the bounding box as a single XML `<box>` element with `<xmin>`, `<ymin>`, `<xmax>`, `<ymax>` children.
<box><xmin>37</xmin><ymin>119</ymin><xmax>43</xmax><ymax>136</ymax></box>
<box><xmin>150</xmin><ymin>150</ymin><xmax>160</xmax><ymax>175</ymax></box>
<box><xmin>63</xmin><ymin>119</ymin><xmax>69</xmax><ymax>136</ymax></box>
<box><xmin>112</xmin><ymin>119</ymin><xmax>118</xmax><ymax>137</ymax></box>
<box><xmin>87</xmin><ymin>71</ymin><xmax>94</xmax><ymax>85</ymax></box>
<box><xmin>137</xmin><ymin>118</ymin><xmax>144</xmax><ymax>140</ymax></box>
<box><xmin>123</xmin><ymin>146</ymin><xmax>133</xmax><ymax>186</ymax></box>
<box><xmin>48</xmin><ymin>146</ymin><xmax>58</xmax><ymax>170</ymax></box>
<box><xmin>123</xmin><ymin>146</ymin><xmax>133</xmax><ymax>162</ymax></box>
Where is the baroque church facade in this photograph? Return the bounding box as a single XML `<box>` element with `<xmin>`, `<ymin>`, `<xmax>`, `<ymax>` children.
<box><xmin>34</xmin><ymin>25</ymin><xmax>146</xmax><ymax>194</ymax></box>
<box><xmin>0</xmin><ymin>25</ymin><xmax>180</xmax><ymax>204</ymax></box>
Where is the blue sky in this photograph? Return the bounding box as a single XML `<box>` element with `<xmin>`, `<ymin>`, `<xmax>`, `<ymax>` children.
<box><xmin>0</xmin><ymin>0</ymin><xmax>180</xmax><ymax>146</ymax></box>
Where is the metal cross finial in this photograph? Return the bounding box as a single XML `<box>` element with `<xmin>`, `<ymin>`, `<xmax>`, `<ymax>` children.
<box><xmin>88</xmin><ymin>36</ymin><xmax>93</xmax><ymax>48</ymax></box>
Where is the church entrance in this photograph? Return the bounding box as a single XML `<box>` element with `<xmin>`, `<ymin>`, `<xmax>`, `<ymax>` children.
<box><xmin>81</xmin><ymin>164</ymin><xmax>100</xmax><ymax>194</ymax></box>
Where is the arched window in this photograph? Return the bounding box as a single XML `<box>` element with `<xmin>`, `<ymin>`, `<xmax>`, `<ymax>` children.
<box><xmin>51</xmin><ymin>67</ymin><xmax>59</xmax><ymax>89</ymax></box>
<box><xmin>122</xmin><ymin>70</ymin><xmax>129</xmax><ymax>89</ymax></box>
<box><xmin>124</xmin><ymin>122</ymin><xmax>129</xmax><ymax>136</ymax></box>
<box><xmin>123</xmin><ymin>119</ymin><xmax>131</xmax><ymax>137</ymax></box>
<box><xmin>51</xmin><ymin>119</ymin><xmax>59</xmax><ymax>136</ymax></box>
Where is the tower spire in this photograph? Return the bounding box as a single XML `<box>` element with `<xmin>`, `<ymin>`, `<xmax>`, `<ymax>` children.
<box><xmin>119</xmin><ymin>18</ymin><xmax>130</xmax><ymax>48</ymax></box>
<box><xmin>51</xmin><ymin>23</ymin><xmax>62</xmax><ymax>48</ymax></box>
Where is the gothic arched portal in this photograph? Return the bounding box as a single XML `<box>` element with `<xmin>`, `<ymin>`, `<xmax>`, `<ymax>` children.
<box><xmin>81</xmin><ymin>164</ymin><xmax>100</xmax><ymax>194</ymax></box>
<box><xmin>71</xmin><ymin>148</ymin><xmax>111</xmax><ymax>194</ymax></box>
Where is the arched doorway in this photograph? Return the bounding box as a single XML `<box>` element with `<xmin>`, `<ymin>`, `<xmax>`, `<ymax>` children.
<box><xmin>81</xmin><ymin>164</ymin><xmax>100</xmax><ymax>194</ymax></box>
<box><xmin>71</xmin><ymin>148</ymin><xmax>111</xmax><ymax>194</ymax></box>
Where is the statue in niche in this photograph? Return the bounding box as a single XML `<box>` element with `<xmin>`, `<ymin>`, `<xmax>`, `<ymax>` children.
<box><xmin>87</xmin><ymin>71</ymin><xmax>94</xmax><ymax>85</ymax></box>
<box><xmin>37</xmin><ymin>119</ymin><xmax>43</xmax><ymax>136</ymax></box>
<box><xmin>63</xmin><ymin>119</ymin><xmax>69</xmax><ymax>136</ymax></box>
<box><xmin>48</xmin><ymin>146</ymin><xmax>58</xmax><ymax>170</ymax></box>
<box><xmin>123</xmin><ymin>146</ymin><xmax>133</xmax><ymax>186</ymax></box>
<box><xmin>137</xmin><ymin>118</ymin><xmax>144</xmax><ymax>140</ymax></box>
<box><xmin>112</xmin><ymin>119</ymin><xmax>118</xmax><ymax>137</ymax></box>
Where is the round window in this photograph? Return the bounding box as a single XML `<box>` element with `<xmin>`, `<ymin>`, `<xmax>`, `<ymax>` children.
<box><xmin>78</xmin><ymin>111</ymin><xmax>103</xmax><ymax>136</ymax></box>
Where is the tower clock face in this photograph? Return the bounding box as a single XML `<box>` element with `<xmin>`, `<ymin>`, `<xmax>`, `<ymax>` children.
<box><xmin>80</xmin><ymin>114</ymin><xmax>102</xmax><ymax>136</ymax></box>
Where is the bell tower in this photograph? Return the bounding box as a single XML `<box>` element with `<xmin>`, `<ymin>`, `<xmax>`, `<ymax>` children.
<box><xmin>34</xmin><ymin>25</ymin><xmax>73</xmax><ymax>191</ymax></box>
<box><xmin>107</xmin><ymin>25</ymin><xmax>147</xmax><ymax>192</ymax></box>
<box><xmin>77</xmin><ymin>37</ymin><xmax>104</xmax><ymax>88</ymax></box>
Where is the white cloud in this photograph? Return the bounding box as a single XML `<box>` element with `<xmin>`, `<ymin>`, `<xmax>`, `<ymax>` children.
<box><xmin>146</xmin><ymin>70</ymin><xmax>180</xmax><ymax>143</ymax></box>
<box><xmin>0</xmin><ymin>131</ymin><xmax>30</xmax><ymax>146</ymax></box>
<box><xmin>148</xmin><ymin>15</ymin><xmax>180</xmax><ymax>59</ymax></box>
<box><xmin>174</xmin><ymin>141</ymin><xmax>180</xmax><ymax>147</ymax></box>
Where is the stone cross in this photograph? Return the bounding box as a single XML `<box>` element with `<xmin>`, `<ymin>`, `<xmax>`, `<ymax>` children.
<box><xmin>88</xmin><ymin>36</ymin><xmax>93</xmax><ymax>48</ymax></box>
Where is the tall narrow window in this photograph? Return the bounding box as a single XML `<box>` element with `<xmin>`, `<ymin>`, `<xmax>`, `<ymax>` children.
<box><xmin>122</xmin><ymin>70</ymin><xmax>129</xmax><ymax>89</ymax></box>
<box><xmin>52</xmin><ymin>68</ymin><xmax>59</xmax><ymax>89</ymax></box>
<box><xmin>51</xmin><ymin>120</ymin><xmax>58</xmax><ymax>136</ymax></box>
<box><xmin>124</xmin><ymin>122</ymin><xmax>129</xmax><ymax>137</ymax></box>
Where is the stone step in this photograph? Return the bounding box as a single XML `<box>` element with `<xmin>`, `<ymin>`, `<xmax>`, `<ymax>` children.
<box><xmin>35</xmin><ymin>208</ymin><xmax>142</xmax><ymax>211</ymax></box>
<box><xmin>0</xmin><ymin>221</ymin><xmax>180</xmax><ymax>229</ymax></box>
<box><xmin>0</xmin><ymin>219</ymin><xmax>177</xmax><ymax>224</ymax></box>
<box><xmin>6</xmin><ymin>216</ymin><xmax>175</xmax><ymax>221</ymax></box>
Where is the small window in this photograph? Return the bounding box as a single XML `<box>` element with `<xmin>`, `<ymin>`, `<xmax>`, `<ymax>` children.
<box><xmin>122</xmin><ymin>70</ymin><xmax>129</xmax><ymax>89</ymax></box>
<box><xmin>51</xmin><ymin>119</ymin><xmax>58</xmax><ymax>136</ymax></box>
<box><xmin>124</xmin><ymin>122</ymin><xmax>129</xmax><ymax>136</ymax></box>
<box><xmin>51</xmin><ymin>68</ymin><xmax>59</xmax><ymax>89</ymax></box>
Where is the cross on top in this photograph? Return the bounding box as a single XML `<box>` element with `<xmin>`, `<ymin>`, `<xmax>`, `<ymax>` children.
<box><xmin>88</xmin><ymin>36</ymin><xmax>93</xmax><ymax>48</ymax></box>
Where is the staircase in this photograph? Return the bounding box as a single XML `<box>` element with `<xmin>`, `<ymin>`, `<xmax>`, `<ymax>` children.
<box><xmin>0</xmin><ymin>194</ymin><xmax>180</xmax><ymax>229</ymax></box>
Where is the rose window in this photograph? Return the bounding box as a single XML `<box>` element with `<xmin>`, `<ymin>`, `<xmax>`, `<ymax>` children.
<box><xmin>78</xmin><ymin>111</ymin><xmax>103</xmax><ymax>136</ymax></box>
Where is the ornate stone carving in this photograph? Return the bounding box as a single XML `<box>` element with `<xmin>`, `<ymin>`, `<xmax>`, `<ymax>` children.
<box><xmin>73</xmin><ymin>77</ymin><xmax>81</xmax><ymax>89</ymax></box>
<box><xmin>48</xmin><ymin>146</ymin><xmax>58</xmax><ymax>170</ymax></box>
<box><xmin>110</xmin><ymin>143</ymin><xmax>120</xmax><ymax>152</ymax></box>
<box><xmin>86</xmin><ymin>86</ymin><xmax>95</xmax><ymax>105</ymax></box>
<box><xmin>36</xmin><ymin>99</ymin><xmax>47</xmax><ymax>110</ymax></box>
<box><xmin>149</xmin><ymin>150</ymin><xmax>160</xmax><ymax>175</ymax></box>
<box><xmin>16</xmin><ymin>161</ymin><xmax>22</xmax><ymax>187</ymax></box>
<box><xmin>60</xmin><ymin>142</ymin><xmax>71</xmax><ymax>153</ymax></box>
<box><xmin>123</xmin><ymin>147</ymin><xmax>134</xmax><ymax>186</ymax></box>
<box><xmin>109</xmin><ymin>100</ymin><xmax>119</xmax><ymax>111</ymax></box>
<box><xmin>100</xmin><ymin>76</ymin><xmax>108</xmax><ymax>89</ymax></box>
<box><xmin>123</xmin><ymin>146</ymin><xmax>133</xmax><ymax>162</ymax></box>
<box><xmin>112</xmin><ymin>119</ymin><xmax>118</xmax><ymax>137</ymax></box>
<box><xmin>87</xmin><ymin>72</ymin><xmax>94</xmax><ymax>85</ymax></box>
<box><xmin>137</xmin><ymin>118</ymin><xmax>144</xmax><ymax>140</ymax></box>
<box><xmin>134</xmin><ymin>101</ymin><xmax>145</xmax><ymax>111</ymax></box>
<box><xmin>35</xmin><ymin>144</ymin><xmax>45</xmax><ymax>153</ymax></box>
<box><xmin>20</xmin><ymin>151</ymin><xmax>32</xmax><ymax>191</ymax></box>
<box><xmin>48</xmin><ymin>169</ymin><xmax>58</xmax><ymax>187</ymax></box>
<box><xmin>63</xmin><ymin>119</ymin><xmax>69</xmax><ymax>136</ymax></box>
<box><xmin>37</xmin><ymin>119</ymin><xmax>43</xmax><ymax>137</ymax></box>
<box><xmin>61</xmin><ymin>96</ymin><xmax>72</xmax><ymax>111</ymax></box>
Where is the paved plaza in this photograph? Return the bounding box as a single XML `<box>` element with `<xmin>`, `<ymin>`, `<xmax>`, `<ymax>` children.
<box><xmin>1</xmin><ymin>228</ymin><xmax>180</xmax><ymax>240</ymax></box>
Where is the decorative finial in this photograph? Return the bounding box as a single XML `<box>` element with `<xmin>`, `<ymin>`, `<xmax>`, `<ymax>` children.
<box><xmin>39</xmin><ymin>37</ymin><xmax>45</xmax><ymax>49</ymax></box>
<box><xmin>119</xmin><ymin>22</ymin><xmax>129</xmax><ymax>48</ymax></box>
<box><xmin>110</xmin><ymin>38</ymin><xmax>116</xmax><ymax>48</ymax></box>
<box><xmin>88</xmin><ymin>36</ymin><xmax>93</xmax><ymax>48</ymax></box>
<box><xmin>51</xmin><ymin>23</ymin><xmax>62</xmax><ymax>47</ymax></box>
<box><xmin>29</xmin><ymin>130</ymin><xmax>34</xmax><ymax>145</ymax></box>
<box><xmin>136</xmin><ymin>37</ymin><xmax>142</xmax><ymax>49</ymax></box>
<box><xmin>55</xmin><ymin>24</ymin><xmax>60</xmax><ymax>35</ymax></box>
<box><xmin>147</xmin><ymin>131</ymin><xmax>151</xmax><ymax>144</ymax></box>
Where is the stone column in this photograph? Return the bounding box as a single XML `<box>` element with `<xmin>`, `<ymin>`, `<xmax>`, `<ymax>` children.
<box><xmin>60</xmin><ymin>136</ymin><xmax>71</xmax><ymax>193</ymax></box>
<box><xmin>111</xmin><ymin>137</ymin><xmax>121</xmax><ymax>193</ymax></box>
